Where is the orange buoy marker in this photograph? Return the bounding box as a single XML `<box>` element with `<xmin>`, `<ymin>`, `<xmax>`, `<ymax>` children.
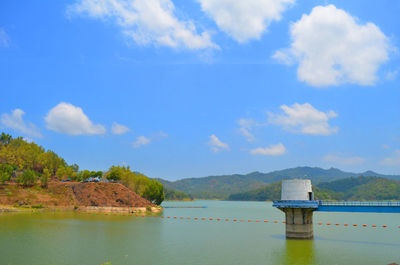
<box><xmin>353</xmin><ymin>224</ymin><xmax>357</xmax><ymax>226</ymax></box>
<box><xmin>225</xmin><ymin>219</ymin><xmax>229</xmax><ymax>221</ymax></box>
<box><xmin>187</xmin><ymin>217</ymin><xmax>191</xmax><ymax>219</ymax></box>
<box><xmin>194</xmin><ymin>217</ymin><xmax>198</xmax><ymax>220</ymax></box>
<box><xmin>210</xmin><ymin>218</ymin><xmax>213</xmax><ymax>220</ymax></box>
<box><xmin>240</xmin><ymin>219</ymin><xmax>245</xmax><ymax>222</ymax></box>
<box><xmin>344</xmin><ymin>224</ymin><xmax>348</xmax><ymax>226</ymax></box>
<box><xmin>282</xmin><ymin>221</ymin><xmax>286</xmax><ymax>223</ymax></box>
<box><xmin>326</xmin><ymin>223</ymin><xmax>331</xmax><ymax>225</ymax></box>
<box><xmin>202</xmin><ymin>218</ymin><xmax>206</xmax><ymax>220</ymax></box>
<box><xmin>318</xmin><ymin>222</ymin><xmax>322</xmax><ymax>225</ymax></box>
<box><xmin>274</xmin><ymin>221</ymin><xmax>278</xmax><ymax>223</ymax></box>
<box><xmin>233</xmin><ymin>219</ymin><xmax>237</xmax><ymax>221</ymax></box>
<box><xmin>256</xmin><ymin>220</ymin><xmax>260</xmax><ymax>223</ymax></box>
<box><xmin>383</xmin><ymin>225</ymin><xmax>387</xmax><ymax>228</ymax></box>
<box><xmin>217</xmin><ymin>218</ymin><xmax>220</xmax><ymax>221</ymax></box>
<box><xmin>362</xmin><ymin>224</ymin><xmax>367</xmax><ymax>227</ymax></box>
<box><xmin>372</xmin><ymin>225</ymin><xmax>376</xmax><ymax>227</ymax></box>
<box><xmin>264</xmin><ymin>220</ymin><xmax>268</xmax><ymax>223</ymax></box>
<box><xmin>335</xmin><ymin>223</ymin><xmax>339</xmax><ymax>226</ymax></box>
<box><xmin>180</xmin><ymin>217</ymin><xmax>183</xmax><ymax>219</ymax></box>
<box><xmin>248</xmin><ymin>220</ymin><xmax>252</xmax><ymax>222</ymax></box>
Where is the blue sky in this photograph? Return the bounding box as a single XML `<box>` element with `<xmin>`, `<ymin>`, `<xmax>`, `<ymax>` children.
<box><xmin>1</xmin><ymin>0</ymin><xmax>399</xmax><ymax>180</ymax></box>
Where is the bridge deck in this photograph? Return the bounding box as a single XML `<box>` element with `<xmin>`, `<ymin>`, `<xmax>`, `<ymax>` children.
<box><xmin>273</xmin><ymin>200</ymin><xmax>400</xmax><ymax>213</ymax></box>
<box><xmin>317</xmin><ymin>201</ymin><xmax>400</xmax><ymax>213</ymax></box>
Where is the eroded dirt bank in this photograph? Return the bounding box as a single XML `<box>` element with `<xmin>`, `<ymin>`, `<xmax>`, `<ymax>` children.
<box><xmin>0</xmin><ymin>182</ymin><xmax>158</xmax><ymax>212</ymax></box>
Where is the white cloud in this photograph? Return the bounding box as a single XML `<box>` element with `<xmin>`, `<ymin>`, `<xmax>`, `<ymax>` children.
<box><xmin>1</xmin><ymin>109</ymin><xmax>42</xmax><ymax>138</ymax></box>
<box><xmin>237</xmin><ymin>118</ymin><xmax>257</xmax><ymax>142</ymax></box>
<box><xmin>208</xmin><ymin>134</ymin><xmax>229</xmax><ymax>152</ymax></box>
<box><xmin>45</xmin><ymin>102</ymin><xmax>106</xmax><ymax>135</ymax></box>
<box><xmin>198</xmin><ymin>0</ymin><xmax>294</xmax><ymax>43</ymax></box>
<box><xmin>112</xmin><ymin>122</ymin><xmax>130</xmax><ymax>135</ymax></box>
<box><xmin>0</xmin><ymin>28</ymin><xmax>10</xmax><ymax>48</ymax></box>
<box><xmin>133</xmin><ymin>135</ymin><xmax>151</xmax><ymax>148</ymax></box>
<box><xmin>250</xmin><ymin>143</ymin><xmax>286</xmax><ymax>156</ymax></box>
<box><xmin>273</xmin><ymin>5</ymin><xmax>390</xmax><ymax>87</ymax></box>
<box><xmin>380</xmin><ymin>150</ymin><xmax>400</xmax><ymax>166</ymax></box>
<box><xmin>267</xmin><ymin>103</ymin><xmax>338</xmax><ymax>135</ymax></box>
<box><xmin>323</xmin><ymin>153</ymin><xmax>364</xmax><ymax>165</ymax></box>
<box><xmin>132</xmin><ymin>132</ymin><xmax>167</xmax><ymax>148</ymax></box>
<box><xmin>68</xmin><ymin>0</ymin><xmax>217</xmax><ymax>50</ymax></box>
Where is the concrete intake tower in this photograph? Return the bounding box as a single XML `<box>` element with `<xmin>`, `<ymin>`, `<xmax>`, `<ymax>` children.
<box><xmin>273</xmin><ymin>179</ymin><xmax>318</xmax><ymax>239</ymax></box>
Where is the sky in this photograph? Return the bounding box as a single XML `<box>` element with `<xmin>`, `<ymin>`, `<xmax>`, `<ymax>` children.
<box><xmin>0</xmin><ymin>0</ymin><xmax>399</xmax><ymax>180</ymax></box>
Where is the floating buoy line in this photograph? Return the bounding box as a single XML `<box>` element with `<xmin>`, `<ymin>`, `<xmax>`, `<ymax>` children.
<box><xmin>76</xmin><ymin>212</ymin><xmax>398</xmax><ymax>229</ymax></box>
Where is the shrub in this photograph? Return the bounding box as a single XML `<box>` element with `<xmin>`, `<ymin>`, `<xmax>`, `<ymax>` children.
<box><xmin>40</xmin><ymin>168</ymin><xmax>50</xmax><ymax>188</ymax></box>
<box><xmin>17</xmin><ymin>170</ymin><xmax>36</xmax><ymax>187</ymax></box>
<box><xmin>0</xmin><ymin>163</ymin><xmax>14</xmax><ymax>184</ymax></box>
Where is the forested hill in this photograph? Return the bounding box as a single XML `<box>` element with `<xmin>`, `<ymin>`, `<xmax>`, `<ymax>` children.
<box><xmin>228</xmin><ymin>176</ymin><xmax>400</xmax><ymax>201</ymax></box>
<box><xmin>158</xmin><ymin>167</ymin><xmax>399</xmax><ymax>199</ymax></box>
<box><xmin>0</xmin><ymin>132</ymin><xmax>164</xmax><ymax>205</ymax></box>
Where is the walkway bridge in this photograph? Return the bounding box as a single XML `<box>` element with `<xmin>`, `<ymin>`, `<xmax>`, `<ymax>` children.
<box><xmin>272</xmin><ymin>200</ymin><xmax>400</xmax><ymax>213</ymax></box>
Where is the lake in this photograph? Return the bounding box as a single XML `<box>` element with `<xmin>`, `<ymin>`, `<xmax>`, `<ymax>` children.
<box><xmin>1</xmin><ymin>200</ymin><xmax>399</xmax><ymax>265</ymax></box>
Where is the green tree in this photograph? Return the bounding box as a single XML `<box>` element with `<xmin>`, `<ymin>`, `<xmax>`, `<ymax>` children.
<box><xmin>17</xmin><ymin>170</ymin><xmax>36</xmax><ymax>187</ymax></box>
<box><xmin>106</xmin><ymin>166</ymin><xmax>123</xmax><ymax>181</ymax></box>
<box><xmin>142</xmin><ymin>179</ymin><xmax>165</xmax><ymax>205</ymax></box>
<box><xmin>0</xmin><ymin>163</ymin><xmax>14</xmax><ymax>184</ymax></box>
<box><xmin>0</xmin><ymin>133</ymin><xmax>12</xmax><ymax>146</ymax></box>
<box><xmin>56</xmin><ymin>166</ymin><xmax>67</xmax><ymax>179</ymax></box>
<box><xmin>40</xmin><ymin>168</ymin><xmax>50</xmax><ymax>188</ymax></box>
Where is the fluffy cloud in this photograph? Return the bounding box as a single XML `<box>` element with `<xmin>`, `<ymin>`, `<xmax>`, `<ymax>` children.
<box><xmin>380</xmin><ymin>150</ymin><xmax>400</xmax><ymax>166</ymax></box>
<box><xmin>133</xmin><ymin>135</ymin><xmax>151</xmax><ymax>148</ymax></box>
<box><xmin>45</xmin><ymin>102</ymin><xmax>106</xmax><ymax>135</ymax></box>
<box><xmin>1</xmin><ymin>109</ymin><xmax>42</xmax><ymax>138</ymax></box>
<box><xmin>198</xmin><ymin>0</ymin><xmax>294</xmax><ymax>43</ymax></box>
<box><xmin>323</xmin><ymin>154</ymin><xmax>364</xmax><ymax>165</ymax></box>
<box><xmin>0</xmin><ymin>28</ymin><xmax>10</xmax><ymax>48</ymax></box>
<box><xmin>208</xmin><ymin>134</ymin><xmax>229</xmax><ymax>152</ymax></box>
<box><xmin>69</xmin><ymin>0</ymin><xmax>217</xmax><ymax>50</ymax></box>
<box><xmin>250</xmin><ymin>143</ymin><xmax>286</xmax><ymax>156</ymax></box>
<box><xmin>132</xmin><ymin>131</ymin><xmax>167</xmax><ymax>148</ymax></box>
<box><xmin>237</xmin><ymin>118</ymin><xmax>257</xmax><ymax>142</ymax></box>
<box><xmin>267</xmin><ymin>103</ymin><xmax>338</xmax><ymax>135</ymax></box>
<box><xmin>273</xmin><ymin>5</ymin><xmax>390</xmax><ymax>87</ymax></box>
<box><xmin>111</xmin><ymin>122</ymin><xmax>130</xmax><ymax>135</ymax></box>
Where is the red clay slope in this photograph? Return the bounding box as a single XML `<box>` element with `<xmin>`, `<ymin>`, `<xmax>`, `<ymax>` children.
<box><xmin>0</xmin><ymin>182</ymin><xmax>155</xmax><ymax>208</ymax></box>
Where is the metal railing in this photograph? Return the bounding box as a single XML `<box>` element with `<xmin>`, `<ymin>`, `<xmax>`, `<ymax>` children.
<box><xmin>318</xmin><ymin>201</ymin><xmax>400</xmax><ymax>207</ymax></box>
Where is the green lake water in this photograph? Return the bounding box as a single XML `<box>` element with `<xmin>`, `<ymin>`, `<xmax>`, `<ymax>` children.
<box><xmin>1</xmin><ymin>200</ymin><xmax>399</xmax><ymax>265</ymax></box>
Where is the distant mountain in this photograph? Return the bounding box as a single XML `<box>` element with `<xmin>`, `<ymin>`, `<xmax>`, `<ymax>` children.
<box><xmin>158</xmin><ymin>167</ymin><xmax>400</xmax><ymax>199</ymax></box>
<box><xmin>228</xmin><ymin>176</ymin><xmax>400</xmax><ymax>201</ymax></box>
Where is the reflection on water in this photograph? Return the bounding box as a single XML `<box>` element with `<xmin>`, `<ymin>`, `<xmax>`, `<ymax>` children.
<box><xmin>284</xmin><ymin>239</ymin><xmax>315</xmax><ymax>265</ymax></box>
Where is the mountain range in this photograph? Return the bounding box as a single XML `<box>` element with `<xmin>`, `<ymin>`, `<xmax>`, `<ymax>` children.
<box><xmin>158</xmin><ymin>166</ymin><xmax>400</xmax><ymax>199</ymax></box>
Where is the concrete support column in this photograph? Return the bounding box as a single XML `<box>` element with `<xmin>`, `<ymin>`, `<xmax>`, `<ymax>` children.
<box><xmin>281</xmin><ymin>208</ymin><xmax>314</xmax><ymax>239</ymax></box>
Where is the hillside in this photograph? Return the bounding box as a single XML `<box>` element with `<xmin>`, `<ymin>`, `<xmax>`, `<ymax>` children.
<box><xmin>0</xmin><ymin>133</ymin><xmax>164</xmax><ymax>205</ymax></box>
<box><xmin>228</xmin><ymin>176</ymin><xmax>400</xmax><ymax>201</ymax></box>
<box><xmin>159</xmin><ymin>167</ymin><xmax>400</xmax><ymax>199</ymax></box>
<box><xmin>0</xmin><ymin>182</ymin><xmax>155</xmax><ymax>208</ymax></box>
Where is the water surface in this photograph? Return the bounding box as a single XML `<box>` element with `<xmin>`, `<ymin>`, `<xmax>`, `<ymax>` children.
<box><xmin>1</xmin><ymin>201</ymin><xmax>399</xmax><ymax>265</ymax></box>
